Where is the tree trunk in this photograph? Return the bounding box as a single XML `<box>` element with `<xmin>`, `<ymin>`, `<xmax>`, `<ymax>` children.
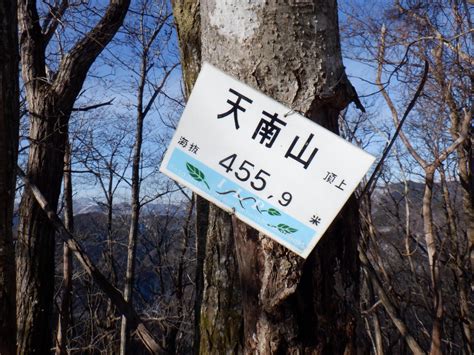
<box><xmin>453</xmin><ymin>91</ymin><xmax>474</xmax><ymax>355</ymax></box>
<box><xmin>16</xmin><ymin>100</ymin><xmax>71</xmax><ymax>354</ymax></box>
<box><xmin>170</xmin><ymin>2</ymin><xmax>206</xmax><ymax>353</ymax></box>
<box><xmin>439</xmin><ymin>166</ymin><xmax>472</xmax><ymax>354</ymax></box>
<box><xmin>120</xmin><ymin>83</ymin><xmax>145</xmax><ymax>355</ymax></box>
<box><xmin>16</xmin><ymin>0</ymin><xmax>131</xmax><ymax>352</ymax></box>
<box><xmin>199</xmin><ymin>205</ymin><xmax>243</xmax><ymax>354</ymax></box>
<box><xmin>423</xmin><ymin>168</ymin><xmax>443</xmax><ymax>355</ymax></box>
<box><xmin>119</xmin><ymin>9</ymin><xmax>174</xmax><ymax>349</ymax></box>
<box><xmin>106</xmin><ymin>168</ymin><xmax>117</xmax><ymax>284</ymax></box>
<box><xmin>55</xmin><ymin>141</ymin><xmax>74</xmax><ymax>355</ymax></box>
<box><xmin>105</xmin><ymin>167</ymin><xmax>118</xmax><ymax>350</ymax></box>
<box><xmin>0</xmin><ymin>0</ymin><xmax>19</xmax><ymax>353</ymax></box>
<box><xmin>193</xmin><ymin>195</ymin><xmax>209</xmax><ymax>353</ymax></box>
<box><xmin>174</xmin><ymin>1</ymin><xmax>365</xmax><ymax>353</ymax></box>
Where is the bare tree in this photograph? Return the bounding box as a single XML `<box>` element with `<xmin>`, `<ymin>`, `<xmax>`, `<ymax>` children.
<box><xmin>374</xmin><ymin>4</ymin><xmax>471</xmax><ymax>352</ymax></box>
<box><xmin>119</xmin><ymin>1</ymin><xmax>177</xmax><ymax>352</ymax></box>
<box><xmin>342</xmin><ymin>0</ymin><xmax>473</xmax><ymax>353</ymax></box>
<box><xmin>66</xmin><ymin>114</ymin><xmax>133</xmax><ymax>352</ymax></box>
<box><xmin>76</xmin><ymin>116</ymin><xmax>133</xmax><ymax>284</ymax></box>
<box><xmin>0</xmin><ymin>0</ymin><xmax>19</xmax><ymax>353</ymax></box>
<box><xmin>55</xmin><ymin>141</ymin><xmax>74</xmax><ymax>354</ymax></box>
<box><xmin>16</xmin><ymin>0</ymin><xmax>131</xmax><ymax>352</ymax></box>
<box><xmin>138</xmin><ymin>196</ymin><xmax>196</xmax><ymax>353</ymax></box>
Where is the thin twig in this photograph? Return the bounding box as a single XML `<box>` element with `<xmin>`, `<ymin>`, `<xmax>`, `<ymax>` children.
<box><xmin>360</xmin><ymin>60</ymin><xmax>429</xmax><ymax>197</ymax></box>
<box><xmin>72</xmin><ymin>98</ymin><xmax>115</xmax><ymax>112</ymax></box>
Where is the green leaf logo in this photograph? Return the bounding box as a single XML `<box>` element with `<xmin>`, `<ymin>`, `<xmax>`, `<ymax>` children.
<box><xmin>186</xmin><ymin>162</ymin><xmax>210</xmax><ymax>189</ymax></box>
<box><xmin>267</xmin><ymin>208</ymin><xmax>281</xmax><ymax>216</ymax></box>
<box><xmin>277</xmin><ymin>224</ymin><xmax>298</xmax><ymax>234</ymax></box>
<box><xmin>268</xmin><ymin>223</ymin><xmax>298</xmax><ymax>235</ymax></box>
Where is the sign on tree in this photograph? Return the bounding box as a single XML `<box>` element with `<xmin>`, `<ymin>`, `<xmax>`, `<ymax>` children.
<box><xmin>160</xmin><ymin>63</ymin><xmax>375</xmax><ymax>258</ymax></box>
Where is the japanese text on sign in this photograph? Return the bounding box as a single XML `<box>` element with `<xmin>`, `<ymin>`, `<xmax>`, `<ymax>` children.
<box><xmin>160</xmin><ymin>63</ymin><xmax>375</xmax><ymax>258</ymax></box>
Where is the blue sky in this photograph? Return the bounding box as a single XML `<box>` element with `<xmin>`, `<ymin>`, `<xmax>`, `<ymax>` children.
<box><xmin>50</xmin><ymin>0</ymin><xmax>430</xmax><ymax>206</ymax></box>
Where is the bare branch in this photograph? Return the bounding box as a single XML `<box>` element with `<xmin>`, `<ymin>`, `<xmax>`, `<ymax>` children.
<box><xmin>16</xmin><ymin>165</ymin><xmax>164</xmax><ymax>354</ymax></box>
<box><xmin>362</xmin><ymin>60</ymin><xmax>429</xmax><ymax>197</ymax></box>
<box><xmin>142</xmin><ymin>63</ymin><xmax>179</xmax><ymax>119</ymax></box>
<box><xmin>360</xmin><ymin>248</ymin><xmax>425</xmax><ymax>355</ymax></box>
<box><xmin>375</xmin><ymin>25</ymin><xmax>428</xmax><ymax>168</ymax></box>
<box><xmin>18</xmin><ymin>0</ymin><xmax>47</xmax><ymax>89</ymax></box>
<box><xmin>52</xmin><ymin>0</ymin><xmax>131</xmax><ymax>103</ymax></box>
<box><xmin>42</xmin><ymin>0</ymin><xmax>69</xmax><ymax>47</ymax></box>
<box><xmin>72</xmin><ymin>98</ymin><xmax>115</xmax><ymax>112</ymax></box>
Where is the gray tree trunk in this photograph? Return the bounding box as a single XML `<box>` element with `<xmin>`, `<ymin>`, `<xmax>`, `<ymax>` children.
<box><xmin>119</xmin><ymin>10</ymin><xmax>175</xmax><ymax>350</ymax></box>
<box><xmin>55</xmin><ymin>141</ymin><xmax>74</xmax><ymax>355</ymax></box>
<box><xmin>173</xmin><ymin>2</ymin><xmax>243</xmax><ymax>353</ymax></box>
<box><xmin>199</xmin><ymin>205</ymin><xmax>243</xmax><ymax>353</ymax></box>
<box><xmin>0</xmin><ymin>0</ymin><xmax>19</xmax><ymax>353</ymax></box>
<box><xmin>171</xmin><ymin>3</ymin><xmax>209</xmax><ymax>353</ymax></box>
<box><xmin>16</xmin><ymin>1</ymin><xmax>131</xmax><ymax>353</ymax></box>
<box><xmin>120</xmin><ymin>61</ymin><xmax>146</xmax><ymax>355</ymax></box>
<box><xmin>174</xmin><ymin>1</ymin><xmax>366</xmax><ymax>353</ymax></box>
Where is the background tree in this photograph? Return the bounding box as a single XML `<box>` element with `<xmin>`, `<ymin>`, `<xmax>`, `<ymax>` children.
<box><xmin>16</xmin><ymin>0</ymin><xmax>131</xmax><ymax>352</ymax></box>
<box><xmin>0</xmin><ymin>0</ymin><xmax>19</xmax><ymax>353</ymax></box>
<box><xmin>44</xmin><ymin>1</ymin><xmax>183</xmax><ymax>351</ymax></box>
<box><xmin>54</xmin><ymin>141</ymin><xmax>74</xmax><ymax>355</ymax></box>
<box><xmin>342</xmin><ymin>0</ymin><xmax>473</xmax><ymax>353</ymax></box>
<box><xmin>119</xmin><ymin>1</ymin><xmax>177</xmax><ymax>351</ymax></box>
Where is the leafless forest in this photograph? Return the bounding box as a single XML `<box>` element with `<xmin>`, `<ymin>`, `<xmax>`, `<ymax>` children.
<box><xmin>0</xmin><ymin>0</ymin><xmax>472</xmax><ymax>354</ymax></box>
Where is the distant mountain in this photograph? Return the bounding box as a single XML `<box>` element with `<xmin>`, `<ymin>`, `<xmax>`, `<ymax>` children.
<box><xmin>74</xmin><ymin>197</ymin><xmax>107</xmax><ymax>215</ymax></box>
<box><xmin>72</xmin><ymin>197</ymin><xmax>186</xmax><ymax>217</ymax></box>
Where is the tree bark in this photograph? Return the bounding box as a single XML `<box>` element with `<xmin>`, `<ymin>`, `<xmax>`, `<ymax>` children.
<box><xmin>0</xmin><ymin>0</ymin><xmax>19</xmax><ymax>353</ymax></box>
<box><xmin>16</xmin><ymin>1</ymin><xmax>130</xmax><ymax>353</ymax></box>
<box><xmin>171</xmin><ymin>0</ymin><xmax>201</xmax><ymax>97</ymax></box>
<box><xmin>199</xmin><ymin>205</ymin><xmax>243</xmax><ymax>354</ymax></box>
<box><xmin>120</xmin><ymin>54</ymin><xmax>146</xmax><ymax>355</ymax></box>
<box><xmin>170</xmin><ymin>2</ymin><xmax>206</xmax><ymax>353</ymax></box>
<box><xmin>55</xmin><ymin>141</ymin><xmax>74</xmax><ymax>355</ymax></box>
<box><xmin>174</xmin><ymin>1</ymin><xmax>365</xmax><ymax>353</ymax></box>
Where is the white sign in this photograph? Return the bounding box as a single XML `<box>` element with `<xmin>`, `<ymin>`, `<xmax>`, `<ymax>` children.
<box><xmin>160</xmin><ymin>63</ymin><xmax>375</xmax><ymax>258</ymax></box>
